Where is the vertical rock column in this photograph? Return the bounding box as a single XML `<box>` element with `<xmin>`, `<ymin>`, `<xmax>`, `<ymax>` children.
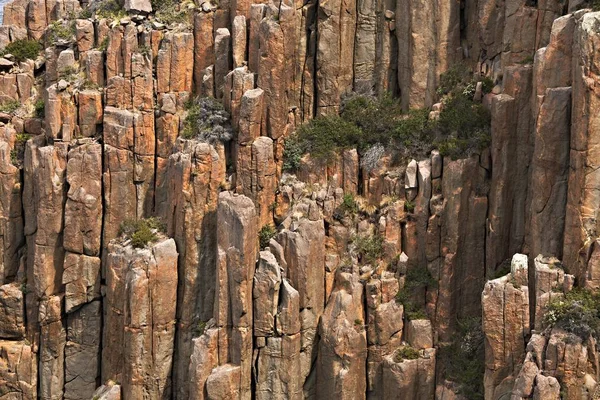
<box><xmin>316</xmin><ymin>271</ymin><xmax>367</xmax><ymax>399</ymax></box>
<box><xmin>156</xmin><ymin>140</ymin><xmax>225</xmax><ymax>400</ymax></box>
<box><xmin>210</xmin><ymin>192</ymin><xmax>258</xmax><ymax>399</ymax></box>
<box><xmin>482</xmin><ymin>254</ymin><xmax>530</xmax><ymax>400</ymax></box>
<box><xmin>277</xmin><ymin>217</ymin><xmax>325</xmax><ymax>395</ymax></box>
<box><xmin>563</xmin><ymin>12</ymin><xmax>600</xmax><ymax>282</ymax></box>
<box><xmin>62</xmin><ymin>141</ymin><xmax>103</xmax><ymax>399</ymax></box>
<box><xmin>102</xmin><ymin>238</ymin><xmax>178</xmax><ymax>399</ymax></box>
<box><xmin>0</xmin><ymin>125</ymin><xmax>24</xmax><ymax>283</ymax></box>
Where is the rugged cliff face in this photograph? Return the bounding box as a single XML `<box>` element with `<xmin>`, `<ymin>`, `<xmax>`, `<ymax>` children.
<box><xmin>0</xmin><ymin>0</ymin><xmax>599</xmax><ymax>398</ymax></box>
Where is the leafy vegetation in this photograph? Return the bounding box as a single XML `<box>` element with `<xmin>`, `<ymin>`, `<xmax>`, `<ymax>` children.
<box><xmin>193</xmin><ymin>320</ymin><xmax>207</xmax><ymax>337</ymax></box>
<box><xmin>283</xmin><ymin>65</ymin><xmax>492</xmax><ymax>171</ymax></box>
<box><xmin>258</xmin><ymin>225</ymin><xmax>277</xmax><ymax>249</ymax></box>
<box><xmin>182</xmin><ymin>97</ymin><xmax>233</xmax><ymax>143</ymax></box>
<box><xmin>94</xmin><ymin>0</ymin><xmax>127</xmax><ymax>20</ymax></box>
<box><xmin>543</xmin><ymin>289</ymin><xmax>600</xmax><ymax>340</ymax></box>
<box><xmin>11</xmin><ymin>133</ymin><xmax>31</xmax><ymax>168</ymax></box>
<box><xmin>118</xmin><ymin>217</ymin><xmax>165</xmax><ymax>248</ymax></box>
<box><xmin>153</xmin><ymin>0</ymin><xmax>189</xmax><ymax>25</ymax></box>
<box><xmin>333</xmin><ymin>193</ymin><xmax>359</xmax><ymax>220</ymax></box>
<box><xmin>353</xmin><ymin>233</ymin><xmax>384</xmax><ymax>265</ymax></box>
<box><xmin>395</xmin><ymin>265</ymin><xmax>437</xmax><ymax>320</ymax></box>
<box><xmin>34</xmin><ymin>100</ymin><xmax>45</xmax><ymax>118</ymax></box>
<box><xmin>438</xmin><ymin>317</ymin><xmax>485</xmax><ymax>400</ymax></box>
<box><xmin>48</xmin><ymin>20</ymin><xmax>76</xmax><ymax>42</ymax></box>
<box><xmin>394</xmin><ymin>346</ymin><xmax>420</xmax><ymax>362</ymax></box>
<box><xmin>0</xmin><ymin>39</ymin><xmax>42</xmax><ymax>62</ymax></box>
<box><xmin>0</xmin><ymin>100</ymin><xmax>20</xmax><ymax>114</ymax></box>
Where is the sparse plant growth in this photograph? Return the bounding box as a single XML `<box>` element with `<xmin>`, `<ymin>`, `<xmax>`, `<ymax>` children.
<box><xmin>95</xmin><ymin>0</ymin><xmax>127</xmax><ymax>20</ymax></box>
<box><xmin>98</xmin><ymin>37</ymin><xmax>109</xmax><ymax>52</ymax></box>
<box><xmin>283</xmin><ymin>70</ymin><xmax>491</xmax><ymax>170</ymax></box>
<box><xmin>543</xmin><ymin>289</ymin><xmax>600</xmax><ymax>340</ymax></box>
<box><xmin>404</xmin><ymin>199</ymin><xmax>415</xmax><ymax>213</ymax></box>
<box><xmin>193</xmin><ymin>320</ymin><xmax>207</xmax><ymax>337</ymax></box>
<box><xmin>0</xmin><ymin>39</ymin><xmax>42</xmax><ymax>62</ymax></box>
<box><xmin>10</xmin><ymin>133</ymin><xmax>30</xmax><ymax>168</ymax></box>
<box><xmin>353</xmin><ymin>233</ymin><xmax>384</xmax><ymax>265</ymax></box>
<box><xmin>58</xmin><ymin>65</ymin><xmax>79</xmax><ymax>81</ymax></box>
<box><xmin>182</xmin><ymin>97</ymin><xmax>233</xmax><ymax>143</ymax></box>
<box><xmin>48</xmin><ymin>20</ymin><xmax>76</xmax><ymax>42</ymax></box>
<box><xmin>518</xmin><ymin>55</ymin><xmax>535</xmax><ymax>65</ymax></box>
<box><xmin>394</xmin><ymin>346</ymin><xmax>420</xmax><ymax>362</ymax></box>
<box><xmin>118</xmin><ymin>217</ymin><xmax>165</xmax><ymax>248</ymax></box>
<box><xmin>0</xmin><ymin>100</ymin><xmax>20</xmax><ymax>114</ymax></box>
<box><xmin>153</xmin><ymin>0</ymin><xmax>189</xmax><ymax>25</ymax></box>
<box><xmin>334</xmin><ymin>193</ymin><xmax>359</xmax><ymax>219</ymax></box>
<box><xmin>34</xmin><ymin>100</ymin><xmax>45</xmax><ymax>118</ymax></box>
<box><xmin>354</xmin><ymin>319</ymin><xmax>363</xmax><ymax>326</ymax></box>
<box><xmin>490</xmin><ymin>258</ymin><xmax>512</xmax><ymax>280</ymax></box>
<box><xmin>438</xmin><ymin>317</ymin><xmax>485</xmax><ymax>400</ymax></box>
<box><xmin>258</xmin><ymin>225</ymin><xmax>277</xmax><ymax>249</ymax></box>
<box><xmin>395</xmin><ymin>265</ymin><xmax>437</xmax><ymax>320</ymax></box>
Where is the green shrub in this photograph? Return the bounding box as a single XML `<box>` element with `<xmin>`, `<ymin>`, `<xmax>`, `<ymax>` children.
<box><xmin>34</xmin><ymin>100</ymin><xmax>45</xmax><ymax>118</ymax></box>
<box><xmin>154</xmin><ymin>0</ymin><xmax>188</xmax><ymax>25</ymax></box>
<box><xmin>394</xmin><ymin>346</ymin><xmax>420</xmax><ymax>362</ymax></box>
<box><xmin>292</xmin><ymin>115</ymin><xmax>363</xmax><ymax>161</ymax></box>
<box><xmin>334</xmin><ymin>193</ymin><xmax>359</xmax><ymax>219</ymax></box>
<box><xmin>258</xmin><ymin>225</ymin><xmax>277</xmax><ymax>249</ymax></box>
<box><xmin>193</xmin><ymin>320</ymin><xmax>207</xmax><ymax>337</ymax></box>
<box><xmin>182</xmin><ymin>97</ymin><xmax>233</xmax><ymax>143</ymax></box>
<box><xmin>395</xmin><ymin>266</ymin><xmax>437</xmax><ymax>319</ymax></box>
<box><xmin>0</xmin><ymin>39</ymin><xmax>42</xmax><ymax>62</ymax></box>
<box><xmin>353</xmin><ymin>233</ymin><xmax>384</xmax><ymax>265</ymax></box>
<box><xmin>95</xmin><ymin>0</ymin><xmax>127</xmax><ymax>19</ymax></box>
<box><xmin>48</xmin><ymin>20</ymin><xmax>75</xmax><ymax>42</ymax></box>
<box><xmin>118</xmin><ymin>217</ymin><xmax>165</xmax><ymax>248</ymax></box>
<box><xmin>341</xmin><ymin>93</ymin><xmax>404</xmax><ymax>146</ymax></box>
<box><xmin>282</xmin><ymin>134</ymin><xmax>304</xmax><ymax>172</ymax></box>
<box><xmin>438</xmin><ymin>317</ymin><xmax>485</xmax><ymax>400</ymax></box>
<box><xmin>0</xmin><ymin>100</ymin><xmax>20</xmax><ymax>114</ymax></box>
<box><xmin>543</xmin><ymin>289</ymin><xmax>600</xmax><ymax>340</ymax></box>
<box><xmin>404</xmin><ymin>199</ymin><xmax>415</xmax><ymax>213</ymax></box>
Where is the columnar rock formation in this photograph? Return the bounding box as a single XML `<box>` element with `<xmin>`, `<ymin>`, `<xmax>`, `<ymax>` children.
<box><xmin>0</xmin><ymin>0</ymin><xmax>599</xmax><ymax>398</ymax></box>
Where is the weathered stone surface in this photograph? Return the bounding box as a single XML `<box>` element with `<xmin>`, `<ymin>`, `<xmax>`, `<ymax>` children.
<box><xmin>194</xmin><ymin>11</ymin><xmax>215</xmax><ymax>96</ymax></box>
<box><xmin>232</xmin><ymin>15</ymin><xmax>247</xmax><ymax>68</ymax></box>
<box><xmin>381</xmin><ymin>348</ymin><xmax>436</xmax><ymax>399</ymax></box>
<box><xmin>92</xmin><ymin>382</ymin><xmax>122</xmax><ymax>400</ymax></box>
<box><xmin>256</xmin><ymin>334</ymin><xmax>302</xmax><ymax>400</ymax></box>
<box><xmin>317</xmin><ymin>271</ymin><xmax>367</xmax><ymax>398</ymax></box>
<box><xmin>64</xmin><ymin>142</ymin><xmax>102</xmax><ymax>256</ymax></box>
<box><xmin>189</xmin><ymin>326</ymin><xmax>219</xmax><ymax>400</ymax></box>
<box><xmin>0</xmin><ymin>125</ymin><xmax>23</xmax><ymax>283</ymax></box>
<box><xmin>405</xmin><ymin>319</ymin><xmax>433</xmax><ymax>350</ymax></box>
<box><xmin>214</xmin><ymin>28</ymin><xmax>232</xmax><ymax>99</ymax></box>
<box><xmin>124</xmin><ymin>0</ymin><xmax>151</xmax><ymax>12</ymax></box>
<box><xmin>0</xmin><ymin>339</ymin><xmax>37</xmax><ymax>399</ymax></box>
<box><xmin>0</xmin><ymin>283</ymin><xmax>24</xmax><ymax>339</ymax></box>
<box><xmin>62</xmin><ymin>252</ymin><xmax>100</xmax><ymax>313</ymax></box>
<box><xmin>75</xmin><ymin>19</ymin><xmax>94</xmax><ymax>52</ymax></box>
<box><xmin>206</xmin><ymin>364</ymin><xmax>241</xmax><ymax>400</ymax></box>
<box><xmin>23</xmin><ymin>138</ymin><xmax>67</xmax><ymax>298</ymax></box>
<box><xmin>253</xmin><ymin>251</ymin><xmax>281</xmax><ymax>337</ymax></box>
<box><xmin>528</xmin><ymin>87</ymin><xmax>571</xmax><ymax>260</ymax></box>
<box><xmin>316</xmin><ymin>0</ymin><xmax>356</xmax><ymax>114</ymax></box>
<box><xmin>64</xmin><ymin>300</ymin><xmax>101</xmax><ymax>399</ymax></box>
<box><xmin>103</xmin><ymin>238</ymin><xmax>178</xmax><ymax>399</ymax></box>
<box><xmin>39</xmin><ymin>295</ymin><xmax>66</xmax><ymax>400</ymax></box>
<box><xmin>156</xmin><ymin>140</ymin><xmax>224</xmax><ymax>400</ymax></box>
<box><xmin>482</xmin><ymin>254</ymin><xmax>530</xmax><ymax>400</ymax></box>
<box><xmin>563</xmin><ymin>12</ymin><xmax>600</xmax><ymax>282</ymax></box>
<box><xmin>533</xmin><ymin>255</ymin><xmax>572</xmax><ymax>330</ymax></box>
<box><xmin>215</xmin><ymin>191</ymin><xmax>258</xmax><ymax>399</ymax></box>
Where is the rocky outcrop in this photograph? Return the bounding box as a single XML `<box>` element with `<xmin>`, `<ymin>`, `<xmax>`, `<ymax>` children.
<box><xmin>103</xmin><ymin>237</ymin><xmax>178</xmax><ymax>399</ymax></box>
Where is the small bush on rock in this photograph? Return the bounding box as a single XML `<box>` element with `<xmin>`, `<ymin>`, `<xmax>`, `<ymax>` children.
<box><xmin>353</xmin><ymin>233</ymin><xmax>384</xmax><ymax>265</ymax></box>
<box><xmin>0</xmin><ymin>39</ymin><xmax>42</xmax><ymax>62</ymax></box>
<box><xmin>182</xmin><ymin>97</ymin><xmax>233</xmax><ymax>144</ymax></box>
<box><xmin>258</xmin><ymin>225</ymin><xmax>277</xmax><ymax>249</ymax></box>
<box><xmin>394</xmin><ymin>346</ymin><xmax>420</xmax><ymax>362</ymax></box>
<box><xmin>438</xmin><ymin>317</ymin><xmax>485</xmax><ymax>400</ymax></box>
<box><xmin>0</xmin><ymin>100</ymin><xmax>20</xmax><ymax>114</ymax></box>
<box><xmin>543</xmin><ymin>289</ymin><xmax>600</xmax><ymax>340</ymax></box>
<box><xmin>395</xmin><ymin>265</ymin><xmax>437</xmax><ymax>320</ymax></box>
<box><xmin>118</xmin><ymin>217</ymin><xmax>165</xmax><ymax>248</ymax></box>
